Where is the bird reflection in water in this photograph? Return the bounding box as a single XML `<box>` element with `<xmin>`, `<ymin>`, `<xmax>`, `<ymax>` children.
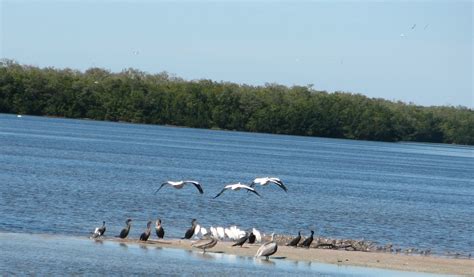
<box><xmin>255</xmin><ymin>258</ymin><xmax>275</xmax><ymax>266</ymax></box>
<box><xmin>192</xmin><ymin>252</ymin><xmax>215</xmax><ymax>261</ymax></box>
<box><xmin>93</xmin><ymin>239</ymin><xmax>104</xmax><ymax>245</ymax></box>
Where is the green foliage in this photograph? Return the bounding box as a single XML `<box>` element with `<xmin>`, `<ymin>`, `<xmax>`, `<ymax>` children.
<box><xmin>1</xmin><ymin>59</ymin><xmax>473</xmax><ymax>145</ymax></box>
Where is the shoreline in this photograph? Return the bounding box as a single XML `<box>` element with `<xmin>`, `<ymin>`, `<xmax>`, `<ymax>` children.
<box><xmin>104</xmin><ymin>237</ymin><xmax>473</xmax><ymax>275</ymax></box>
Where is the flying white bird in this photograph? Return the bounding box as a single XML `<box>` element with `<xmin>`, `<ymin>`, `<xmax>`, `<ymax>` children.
<box><xmin>250</xmin><ymin>177</ymin><xmax>287</xmax><ymax>192</ymax></box>
<box><xmin>213</xmin><ymin>183</ymin><xmax>261</xmax><ymax>198</ymax></box>
<box><xmin>155</xmin><ymin>181</ymin><xmax>204</xmax><ymax>194</ymax></box>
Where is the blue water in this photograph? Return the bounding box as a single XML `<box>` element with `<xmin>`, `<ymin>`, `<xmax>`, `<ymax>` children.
<box><xmin>0</xmin><ymin>114</ymin><xmax>473</xmax><ymax>259</ymax></box>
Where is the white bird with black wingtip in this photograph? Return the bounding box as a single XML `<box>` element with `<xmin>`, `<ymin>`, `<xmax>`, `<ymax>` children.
<box><xmin>155</xmin><ymin>180</ymin><xmax>204</xmax><ymax>194</ymax></box>
<box><xmin>250</xmin><ymin>177</ymin><xmax>287</xmax><ymax>192</ymax></box>
<box><xmin>213</xmin><ymin>183</ymin><xmax>261</xmax><ymax>198</ymax></box>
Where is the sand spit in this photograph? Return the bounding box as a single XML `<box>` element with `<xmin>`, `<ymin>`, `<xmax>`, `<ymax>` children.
<box><xmin>101</xmin><ymin>237</ymin><xmax>474</xmax><ymax>275</ymax></box>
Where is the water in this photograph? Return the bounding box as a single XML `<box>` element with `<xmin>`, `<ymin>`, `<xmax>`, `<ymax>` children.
<box><xmin>0</xmin><ymin>232</ymin><xmax>439</xmax><ymax>276</ymax></box>
<box><xmin>0</xmin><ymin>114</ymin><xmax>473</xmax><ymax>256</ymax></box>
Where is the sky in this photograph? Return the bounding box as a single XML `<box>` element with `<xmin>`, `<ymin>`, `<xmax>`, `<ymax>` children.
<box><xmin>1</xmin><ymin>0</ymin><xmax>472</xmax><ymax>107</ymax></box>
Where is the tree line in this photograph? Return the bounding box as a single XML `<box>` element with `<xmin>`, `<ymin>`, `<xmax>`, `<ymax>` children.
<box><xmin>0</xmin><ymin>59</ymin><xmax>472</xmax><ymax>145</ymax></box>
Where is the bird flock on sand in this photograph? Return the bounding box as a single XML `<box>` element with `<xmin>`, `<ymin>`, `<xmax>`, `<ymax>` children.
<box><xmin>91</xmin><ymin>176</ymin><xmax>440</xmax><ymax>260</ymax></box>
<box><xmin>90</xmin><ymin>176</ymin><xmax>313</xmax><ymax>260</ymax></box>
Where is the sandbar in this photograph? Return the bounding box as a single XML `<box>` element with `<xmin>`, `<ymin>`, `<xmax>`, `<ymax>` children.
<box><xmin>104</xmin><ymin>237</ymin><xmax>473</xmax><ymax>276</ymax></box>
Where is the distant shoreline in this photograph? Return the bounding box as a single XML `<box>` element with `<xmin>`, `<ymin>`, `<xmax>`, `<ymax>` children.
<box><xmin>2</xmin><ymin>60</ymin><xmax>473</xmax><ymax>145</ymax></box>
<box><xmin>102</xmin><ymin>237</ymin><xmax>472</xmax><ymax>275</ymax></box>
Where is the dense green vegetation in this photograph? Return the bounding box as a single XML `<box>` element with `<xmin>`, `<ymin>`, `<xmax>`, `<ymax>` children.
<box><xmin>1</xmin><ymin>59</ymin><xmax>473</xmax><ymax>145</ymax></box>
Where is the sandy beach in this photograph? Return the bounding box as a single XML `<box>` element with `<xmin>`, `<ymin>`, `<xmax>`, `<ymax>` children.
<box><xmin>104</xmin><ymin>237</ymin><xmax>473</xmax><ymax>276</ymax></box>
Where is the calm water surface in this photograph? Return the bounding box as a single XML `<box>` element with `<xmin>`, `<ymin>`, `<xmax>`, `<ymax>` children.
<box><xmin>0</xmin><ymin>232</ymin><xmax>440</xmax><ymax>276</ymax></box>
<box><xmin>0</xmin><ymin>114</ymin><xmax>473</xmax><ymax>271</ymax></box>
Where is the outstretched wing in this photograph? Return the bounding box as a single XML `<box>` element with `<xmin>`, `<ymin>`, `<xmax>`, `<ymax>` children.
<box><xmin>184</xmin><ymin>181</ymin><xmax>204</xmax><ymax>194</ymax></box>
<box><xmin>269</xmin><ymin>179</ymin><xmax>287</xmax><ymax>192</ymax></box>
<box><xmin>154</xmin><ymin>182</ymin><xmax>169</xmax><ymax>194</ymax></box>
<box><xmin>213</xmin><ymin>188</ymin><xmax>227</xmax><ymax>199</ymax></box>
<box><xmin>246</xmin><ymin>187</ymin><xmax>261</xmax><ymax>197</ymax></box>
<box><xmin>249</xmin><ymin>182</ymin><xmax>255</xmax><ymax>188</ymax></box>
<box><xmin>251</xmin><ymin>177</ymin><xmax>266</xmax><ymax>186</ymax></box>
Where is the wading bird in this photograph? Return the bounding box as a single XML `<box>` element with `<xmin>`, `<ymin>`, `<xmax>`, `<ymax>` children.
<box><xmin>118</xmin><ymin>218</ymin><xmax>132</xmax><ymax>239</ymax></box>
<box><xmin>213</xmin><ymin>183</ymin><xmax>261</xmax><ymax>198</ymax></box>
<box><xmin>300</xmin><ymin>230</ymin><xmax>314</xmax><ymax>248</ymax></box>
<box><xmin>155</xmin><ymin>219</ymin><xmax>165</xmax><ymax>239</ymax></box>
<box><xmin>139</xmin><ymin>221</ymin><xmax>152</xmax><ymax>242</ymax></box>
<box><xmin>286</xmin><ymin>231</ymin><xmax>301</xmax><ymax>247</ymax></box>
<box><xmin>90</xmin><ymin>221</ymin><xmax>106</xmax><ymax>239</ymax></box>
<box><xmin>250</xmin><ymin>177</ymin><xmax>287</xmax><ymax>192</ymax></box>
<box><xmin>183</xmin><ymin>219</ymin><xmax>197</xmax><ymax>239</ymax></box>
<box><xmin>155</xmin><ymin>181</ymin><xmax>204</xmax><ymax>194</ymax></box>
<box><xmin>255</xmin><ymin>233</ymin><xmax>278</xmax><ymax>260</ymax></box>
<box><xmin>192</xmin><ymin>236</ymin><xmax>218</xmax><ymax>253</ymax></box>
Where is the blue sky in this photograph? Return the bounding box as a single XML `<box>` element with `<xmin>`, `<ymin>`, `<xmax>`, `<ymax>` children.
<box><xmin>1</xmin><ymin>1</ymin><xmax>472</xmax><ymax>107</ymax></box>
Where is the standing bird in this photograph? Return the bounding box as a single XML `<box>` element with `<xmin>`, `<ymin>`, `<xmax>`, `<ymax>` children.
<box><xmin>255</xmin><ymin>233</ymin><xmax>278</xmax><ymax>260</ymax></box>
<box><xmin>299</xmin><ymin>230</ymin><xmax>314</xmax><ymax>248</ymax></box>
<box><xmin>250</xmin><ymin>177</ymin><xmax>287</xmax><ymax>192</ymax></box>
<box><xmin>200</xmin><ymin>227</ymin><xmax>208</xmax><ymax>237</ymax></box>
<box><xmin>155</xmin><ymin>219</ymin><xmax>165</xmax><ymax>239</ymax></box>
<box><xmin>118</xmin><ymin>218</ymin><xmax>132</xmax><ymax>239</ymax></box>
<box><xmin>210</xmin><ymin>226</ymin><xmax>218</xmax><ymax>238</ymax></box>
<box><xmin>216</xmin><ymin>227</ymin><xmax>225</xmax><ymax>240</ymax></box>
<box><xmin>252</xmin><ymin>228</ymin><xmax>262</xmax><ymax>243</ymax></box>
<box><xmin>139</xmin><ymin>221</ymin><xmax>152</xmax><ymax>242</ymax></box>
<box><xmin>155</xmin><ymin>180</ymin><xmax>204</xmax><ymax>194</ymax></box>
<box><xmin>248</xmin><ymin>232</ymin><xmax>256</xmax><ymax>244</ymax></box>
<box><xmin>183</xmin><ymin>219</ymin><xmax>197</xmax><ymax>239</ymax></box>
<box><xmin>91</xmin><ymin>221</ymin><xmax>106</xmax><ymax>239</ymax></box>
<box><xmin>213</xmin><ymin>183</ymin><xmax>261</xmax><ymax>198</ymax></box>
<box><xmin>232</xmin><ymin>233</ymin><xmax>249</xmax><ymax>247</ymax></box>
<box><xmin>194</xmin><ymin>224</ymin><xmax>201</xmax><ymax>239</ymax></box>
<box><xmin>286</xmin><ymin>231</ymin><xmax>301</xmax><ymax>247</ymax></box>
<box><xmin>192</xmin><ymin>237</ymin><xmax>218</xmax><ymax>253</ymax></box>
